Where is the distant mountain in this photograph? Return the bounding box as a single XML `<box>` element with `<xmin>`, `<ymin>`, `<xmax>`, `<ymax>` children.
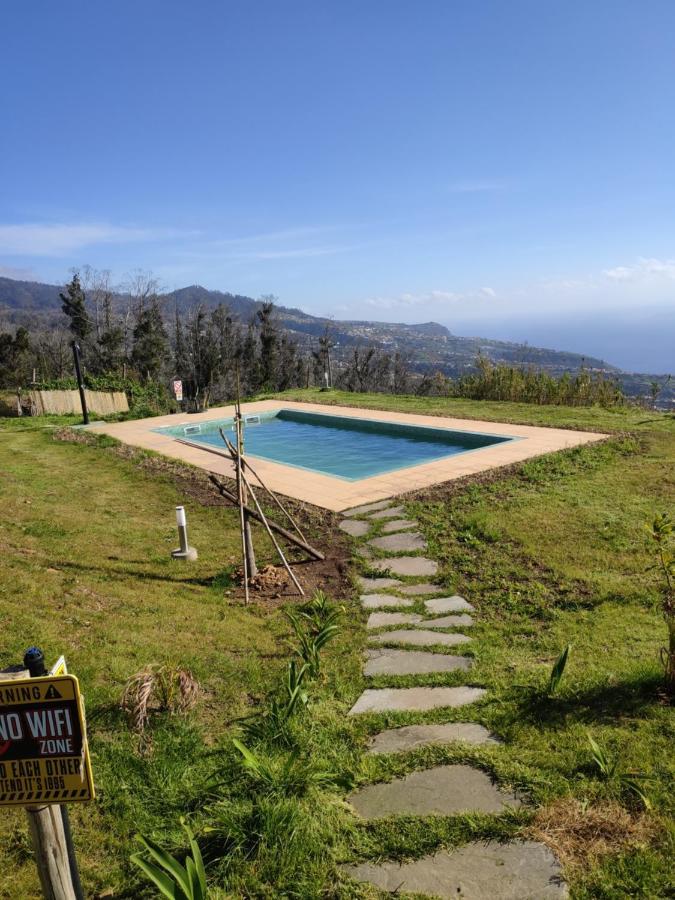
<box><xmin>1</xmin><ymin>275</ymin><xmax>671</xmax><ymax>403</ymax></box>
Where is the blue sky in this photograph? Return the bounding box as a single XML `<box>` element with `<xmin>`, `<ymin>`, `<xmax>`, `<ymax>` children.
<box><xmin>1</xmin><ymin>1</ymin><xmax>674</xmax><ymax>372</ymax></box>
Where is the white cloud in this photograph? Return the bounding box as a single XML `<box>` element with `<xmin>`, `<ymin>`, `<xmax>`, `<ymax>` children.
<box><xmin>480</xmin><ymin>286</ymin><xmax>497</xmax><ymax>298</ymax></box>
<box><xmin>0</xmin><ymin>222</ymin><xmax>194</xmax><ymax>257</ymax></box>
<box><xmin>603</xmin><ymin>257</ymin><xmax>675</xmax><ymax>282</ymax></box>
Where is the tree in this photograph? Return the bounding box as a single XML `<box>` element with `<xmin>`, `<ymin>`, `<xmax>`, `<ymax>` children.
<box><xmin>256</xmin><ymin>297</ymin><xmax>279</xmax><ymax>390</ymax></box>
<box><xmin>60</xmin><ymin>274</ymin><xmax>91</xmax><ymax>341</ymax></box>
<box><xmin>131</xmin><ymin>298</ymin><xmax>167</xmax><ymax>381</ymax></box>
<box><xmin>0</xmin><ymin>327</ymin><xmax>30</xmax><ymax>387</ymax></box>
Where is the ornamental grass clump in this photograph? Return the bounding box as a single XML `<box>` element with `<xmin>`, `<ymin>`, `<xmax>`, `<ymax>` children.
<box><xmin>122</xmin><ymin>664</ymin><xmax>200</xmax><ymax>734</ymax></box>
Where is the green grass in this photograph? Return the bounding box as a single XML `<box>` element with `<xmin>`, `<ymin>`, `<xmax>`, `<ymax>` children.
<box><xmin>1</xmin><ymin>399</ymin><xmax>674</xmax><ymax>898</ymax></box>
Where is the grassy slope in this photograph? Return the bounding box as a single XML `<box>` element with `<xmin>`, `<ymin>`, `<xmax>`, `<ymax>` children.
<box><xmin>0</xmin><ymin>418</ymin><xmax>307</xmax><ymax>897</ymax></box>
<box><xmin>0</xmin><ymin>397</ymin><xmax>673</xmax><ymax>898</ymax></box>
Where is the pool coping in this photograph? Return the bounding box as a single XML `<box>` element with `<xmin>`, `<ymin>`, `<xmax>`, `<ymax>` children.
<box><xmin>84</xmin><ymin>400</ymin><xmax>608</xmax><ymax>511</ymax></box>
<box><xmin>154</xmin><ymin>406</ymin><xmax>522</xmax><ymax>483</ymax></box>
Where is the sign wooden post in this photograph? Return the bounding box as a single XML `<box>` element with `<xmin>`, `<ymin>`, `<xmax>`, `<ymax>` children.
<box><xmin>0</xmin><ymin>649</ymin><xmax>92</xmax><ymax>900</ymax></box>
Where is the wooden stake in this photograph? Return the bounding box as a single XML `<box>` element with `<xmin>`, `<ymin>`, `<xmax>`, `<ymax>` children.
<box><xmin>25</xmin><ymin>805</ymin><xmax>81</xmax><ymax>900</ymax></box>
<box><xmin>232</xmin><ymin>419</ymin><xmax>250</xmax><ymax>604</ymax></box>
<box><xmin>239</xmin><ymin>467</ymin><xmax>305</xmax><ymax>596</ymax></box>
<box><xmin>208</xmin><ymin>476</ymin><xmax>325</xmax><ymax>560</ymax></box>
<box><xmin>220</xmin><ymin>435</ymin><xmax>307</xmax><ymax>543</ymax></box>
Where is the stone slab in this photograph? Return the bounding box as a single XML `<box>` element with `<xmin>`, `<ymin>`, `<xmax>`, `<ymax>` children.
<box><xmin>364</xmin><ymin>649</ymin><xmax>472</xmax><ymax>677</ymax></box>
<box><xmin>343</xmin><ymin>499</ymin><xmax>394</xmax><ymax>517</ymax></box>
<box><xmin>371</xmin><ymin>556</ymin><xmax>438</xmax><ymax>577</ymax></box>
<box><xmin>342</xmin><ymin>840</ymin><xmax>567</xmax><ymax>898</ymax></box>
<box><xmin>381</xmin><ymin>518</ymin><xmax>418</xmax><ymax>533</ymax></box>
<box><xmin>369</xmin><ymin>505</ymin><xmax>406</xmax><ymax>519</ymax></box>
<box><xmin>369</xmin><ymin>629</ymin><xmax>471</xmax><ymax>648</ymax></box>
<box><xmin>397</xmin><ymin>582</ymin><xmax>442</xmax><ymax>595</ymax></box>
<box><xmin>347</xmin><ymin>764</ymin><xmax>520</xmax><ymax>817</ymax></box>
<box><xmin>361</xmin><ymin>594</ymin><xmax>415</xmax><ymax>609</ymax></box>
<box><xmin>338</xmin><ymin>519</ymin><xmax>371</xmax><ymax>537</ymax></box>
<box><xmin>425</xmin><ymin>595</ymin><xmax>474</xmax><ymax>613</ymax></box>
<box><xmin>358</xmin><ymin>576</ymin><xmax>401</xmax><ymax>592</ymax></box>
<box><xmin>357</xmin><ymin>545</ymin><xmax>375</xmax><ymax>560</ymax></box>
<box><xmin>369</xmin><ymin>532</ymin><xmax>428</xmax><ymax>552</ymax></box>
<box><xmin>367</xmin><ymin>722</ymin><xmax>498</xmax><ymax>754</ymax></box>
<box><xmin>348</xmin><ymin>686</ymin><xmax>485</xmax><ymax>715</ymax></box>
<box><xmin>367</xmin><ymin>612</ymin><xmax>423</xmax><ymax>629</ymax></box>
<box><xmin>423</xmin><ymin>614</ymin><xmax>474</xmax><ymax>628</ymax></box>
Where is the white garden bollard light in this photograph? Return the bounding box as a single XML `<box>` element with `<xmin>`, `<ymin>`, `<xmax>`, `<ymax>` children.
<box><xmin>171</xmin><ymin>505</ymin><xmax>198</xmax><ymax>561</ymax></box>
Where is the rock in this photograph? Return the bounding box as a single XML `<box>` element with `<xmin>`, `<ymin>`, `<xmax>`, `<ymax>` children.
<box><xmin>369</xmin><ymin>505</ymin><xmax>406</xmax><ymax>519</ymax></box>
<box><xmin>367</xmin><ymin>722</ymin><xmax>499</xmax><ymax>754</ymax></box>
<box><xmin>371</xmin><ymin>557</ymin><xmax>438</xmax><ymax>577</ymax></box>
<box><xmin>348</xmin><ymin>686</ymin><xmax>485</xmax><ymax>715</ymax></box>
<box><xmin>366</xmin><ymin>612</ymin><xmax>422</xmax><ymax>629</ymax></box>
<box><xmin>343</xmin><ymin>499</ymin><xmax>394</xmax><ymax>516</ymax></box>
<box><xmin>422</xmin><ymin>614</ymin><xmax>474</xmax><ymax>628</ymax></box>
<box><xmin>357</xmin><ymin>545</ymin><xmax>375</xmax><ymax>560</ymax></box>
<box><xmin>339</xmin><ymin>519</ymin><xmax>371</xmax><ymax>537</ymax></box>
<box><xmin>361</xmin><ymin>594</ymin><xmax>414</xmax><ymax>609</ymax></box>
<box><xmin>342</xmin><ymin>840</ymin><xmax>566</xmax><ymax>898</ymax></box>
<box><xmin>425</xmin><ymin>595</ymin><xmax>474</xmax><ymax>613</ymax></box>
<box><xmin>369</xmin><ymin>532</ymin><xmax>428</xmax><ymax>552</ymax></box>
<box><xmin>381</xmin><ymin>519</ymin><xmax>418</xmax><ymax>533</ymax></box>
<box><xmin>364</xmin><ymin>649</ymin><xmax>472</xmax><ymax>677</ymax></box>
<box><xmin>369</xmin><ymin>629</ymin><xmax>471</xmax><ymax>648</ymax></box>
<box><xmin>358</xmin><ymin>576</ymin><xmax>401</xmax><ymax>591</ymax></box>
<box><xmin>346</xmin><ymin>764</ymin><xmax>519</xmax><ymax>817</ymax></box>
<box><xmin>397</xmin><ymin>582</ymin><xmax>442</xmax><ymax>595</ymax></box>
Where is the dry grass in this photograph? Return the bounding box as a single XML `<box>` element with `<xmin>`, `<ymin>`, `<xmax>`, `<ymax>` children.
<box><xmin>121</xmin><ymin>664</ymin><xmax>200</xmax><ymax>734</ymax></box>
<box><xmin>528</xmin><ymin>798</ymin><xmax>656</xmax><ymax>872</ymax></box>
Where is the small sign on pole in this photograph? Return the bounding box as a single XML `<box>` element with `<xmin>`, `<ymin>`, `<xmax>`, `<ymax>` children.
<box><xmin>172</xmin><ymin>379</ymin><xmax>183</xmax><ymax>402</ymax></box>
<box><xmin>0</xmin><ymin>674</ymin><xmax>94</xmax><ymax>806</ymax></box>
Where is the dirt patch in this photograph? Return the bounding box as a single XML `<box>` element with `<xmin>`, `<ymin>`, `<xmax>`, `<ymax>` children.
<box><xmin>527</xmin><ymin>798</ymin><xmax>657</xmax><ymax>872</ymax></box>
<box><xmin>54</xmin><ymin>426</ymin><xmax>353</xmax><ymax>605</ymax></box>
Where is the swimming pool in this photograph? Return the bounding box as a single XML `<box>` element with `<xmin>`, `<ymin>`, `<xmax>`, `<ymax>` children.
<box><xmin>155</xmin><ymin>408</ymin><xmax>515</xmax><ymax>481</ymax></box>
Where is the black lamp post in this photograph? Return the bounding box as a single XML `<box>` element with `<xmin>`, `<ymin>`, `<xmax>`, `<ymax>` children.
<box><xmin>71</xmin><ymin>341</ymin><xmax>89</xmax><ymax>424</ymax></box>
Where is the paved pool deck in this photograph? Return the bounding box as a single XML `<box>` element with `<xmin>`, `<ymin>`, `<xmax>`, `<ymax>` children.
<box><xmin>85</xmin><ymin>400</ymin><xmax>607</xmax><ymax>511</ymax></box>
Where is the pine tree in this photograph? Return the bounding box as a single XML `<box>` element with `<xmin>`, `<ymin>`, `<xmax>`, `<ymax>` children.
<box><xmin>59</xmin><ymin>274</ymin><xmax>91</xmax><ymax>341</ymax></box>
<box><xmin>131</xmin><ymin>299</ymin><xmax>167</xmax><ymax>381</ymax></box>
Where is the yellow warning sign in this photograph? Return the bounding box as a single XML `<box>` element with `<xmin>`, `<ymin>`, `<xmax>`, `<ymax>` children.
<box><xmin>0</xmin><ymin>674</ymin><xmax>94</xmax><ymax>806</ymax></box>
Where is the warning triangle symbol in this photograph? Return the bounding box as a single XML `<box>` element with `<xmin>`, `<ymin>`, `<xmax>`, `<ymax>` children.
<box><xmin>45</xmin><ymin>685</ymin><xmax>62</xmax><ymax>699</ymax></box>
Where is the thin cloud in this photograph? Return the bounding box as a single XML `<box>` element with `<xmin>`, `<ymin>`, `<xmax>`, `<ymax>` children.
<box><xmin>0</xmin><ymin>222</ymin><xmax>196</xmax><ymax>257</ymax></box>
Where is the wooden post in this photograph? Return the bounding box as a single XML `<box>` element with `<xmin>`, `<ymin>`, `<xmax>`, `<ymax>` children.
<box><xmin>0</xmin><ymin>655</ymin><xmax>83</xmax><ymax>900</ymax></box>
<box><xmin>25</xmin><ymin>805</ymin><xmax>79</xmax><ymax>900</ymax></box>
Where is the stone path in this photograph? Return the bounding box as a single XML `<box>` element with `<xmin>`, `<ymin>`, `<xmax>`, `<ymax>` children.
<box><xmin>343</xmin><ymin>841</ymin><xmax>567</xmax><ymax>898</ymax></box>
<box><xmin>364</xmin><ymin>649</ymin><xmax>472</xmax><ymax>677</ymax></box>
<box><xmin>347</xmin><ymin>764</ymin><xmax>520</xmax><ymax>818</ymax></box>
<box><xmin>349</xmin><ymin>686</ymin><xmax>486</xmax><ymax>715</ymax></box>
<box><xmin>361</xmin><ymin>593</ymin><xmax>414</xmax><ymax>609</ymax></box>
<box><xmin>368</xmin><ymin>722</ymin><xmax>498</xmax><ymax>754</ymax></box>
<box><xmin>339</xmin><ymin>497</ymin><xmax>567</xmax><ymax>898</ymax></box>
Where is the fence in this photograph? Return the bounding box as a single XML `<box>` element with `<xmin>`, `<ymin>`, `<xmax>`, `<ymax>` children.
<box><xmin>26</xmin><ymin>389</ymin><xmax>129</xmax><ymax>416</ymax></box>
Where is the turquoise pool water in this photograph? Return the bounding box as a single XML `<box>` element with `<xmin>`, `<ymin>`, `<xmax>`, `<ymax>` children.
<box><xmin>155</xmin><ymin>408</ymin><xmax>513</xmax><ymax>481</ymax></box>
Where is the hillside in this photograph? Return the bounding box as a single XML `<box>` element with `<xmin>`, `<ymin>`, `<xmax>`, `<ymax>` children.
<box><xmin>1</xmin><ymin>276</ymin><xmax>671</xmax><ymax>403</ymax></box>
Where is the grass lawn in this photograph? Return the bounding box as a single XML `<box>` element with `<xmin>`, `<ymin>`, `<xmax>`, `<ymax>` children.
<box><xmin>0</xmin><ymin>395</ymin><xmax>673</xmax><ymax>898</ymax></box>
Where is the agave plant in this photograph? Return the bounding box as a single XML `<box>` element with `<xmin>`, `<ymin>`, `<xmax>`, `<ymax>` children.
<box><xmin>286</xmin><ymin>591</ymin><xmax>341</xmax><ymax>678</ymax></box>
<box><xmin>131</xmin><ymin>819</ymin><xmax>207</xmax><ymax>899</ymax></box>
<box><xmin>241</xmin><ymin>660</ymin><xmax>309</xmax><ymax>746</ymax></box>
<box><xmin>587</xmin><ymin>732</ymin><xmax>651</xmax><ymax>809</ymax></box>
<box><xmin>547</xmin><ymin>644</ymin><xmax>571</xmax><ymax>696</ymax></box>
